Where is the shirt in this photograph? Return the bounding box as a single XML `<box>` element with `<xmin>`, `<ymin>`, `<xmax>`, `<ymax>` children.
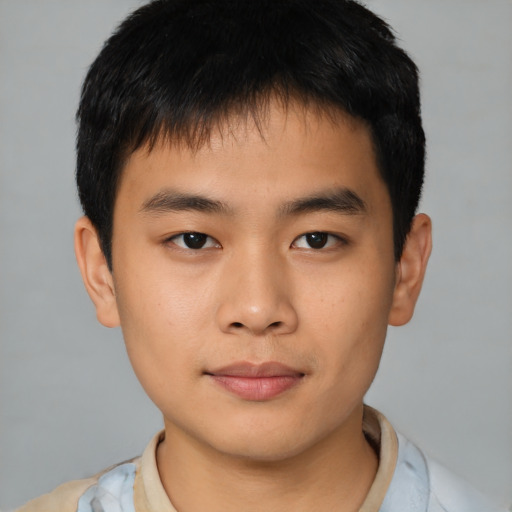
<box><xmin>17</xmin><ymin>407</ymin><xmax>507</xmax><ymax>512</ymax></box>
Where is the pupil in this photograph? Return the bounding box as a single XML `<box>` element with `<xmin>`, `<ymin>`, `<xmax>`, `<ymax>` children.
<box><xmin>184</xmin><ymin>232</ymin><xmax>207</xmax><ymax>249</ymax></box>
<box><xmin>306</xmin><ymin>232</ymin><xmax>327</xmax><ymax>249</ymax></box>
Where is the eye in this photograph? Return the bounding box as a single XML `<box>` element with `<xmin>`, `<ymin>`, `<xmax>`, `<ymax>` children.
<box><xmin>168</xmin><ymin>232</ymin><xmax>220</xmax><ymax>250</ymax></box>
<box><xmin>292</xmin><ymin>232</ymin><xmax>342</xmax><ymax>250</ymax></box>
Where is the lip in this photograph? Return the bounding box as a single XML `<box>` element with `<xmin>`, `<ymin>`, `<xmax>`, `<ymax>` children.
<box><xmin>205</xmin><ymin>362</ymin><xmax>305</xmax><ymax>401</ymax></box>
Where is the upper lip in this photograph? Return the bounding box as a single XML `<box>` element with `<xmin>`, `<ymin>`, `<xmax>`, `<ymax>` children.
<box><xmin>206</xmin><ymin>362</ymin><xmax>305</xmax><ymax>378</ymax></box>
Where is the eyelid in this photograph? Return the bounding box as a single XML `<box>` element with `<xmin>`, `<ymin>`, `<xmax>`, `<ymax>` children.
<box><xmin>292</xmin><ymin>232</ymin><xmax>348</xmax><ymax>250</ymax></box>
<box><xmin>162</xmin><ymin>231</ymin><xmax>347</xmax><ymax>251</ymax></box>
<box><xmin>165</xmin><ymin>232</ymin><xmax>221</xmax><ymax>250</ymax></box>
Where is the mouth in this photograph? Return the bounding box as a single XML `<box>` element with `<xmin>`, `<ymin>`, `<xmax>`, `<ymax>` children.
<box><xmin>205</xmin><ymin>362</ymin><xmax>305</xmax><ymax>401</ymax></box>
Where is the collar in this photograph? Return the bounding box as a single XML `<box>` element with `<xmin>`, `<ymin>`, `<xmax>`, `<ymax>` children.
<box><xmin>133</xmin><ymin>405</ymin><xmax>400</xmax><ymax>512</ymax></box>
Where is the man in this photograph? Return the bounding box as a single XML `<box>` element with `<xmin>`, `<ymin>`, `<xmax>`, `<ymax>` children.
<box><xmin>18</xmin><ymin>1</ymin><xmax>507</xmax><ymax>510</ymax></box>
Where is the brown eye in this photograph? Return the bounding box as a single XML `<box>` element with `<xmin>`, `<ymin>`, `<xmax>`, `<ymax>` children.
<box><xmin>183</xmin><ymin>233</ymin><xmax>208</xmax><ymax>249</ymax></box>
<box><xmin>293</xmin><ymin>232</ymin><xmax>344</xmax><ymax>250</ymax></box>
<box><xmin>305</xmin><ymin>232</ymin><xmax>328</xmax><ymax>249</ymax></box>
<box><xmin>170</xmin><ymin>232</ymin><xmax>219</xmax><ymax>250</ymax></box>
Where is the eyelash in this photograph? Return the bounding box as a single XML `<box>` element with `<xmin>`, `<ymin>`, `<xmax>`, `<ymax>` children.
<box><xmin>166</xmin><ymin>232</ymin><xmax>220</xmax><ymax>250</ymax></box>
<box><xmin>291</xmin><ymin>232</ymin><xmax>347</xmax><ymax>250</ymax></box>
<box><xmin>165</xmin><ymin>231</ymin><xmax>347</xmax><ymax>251</ymax></box>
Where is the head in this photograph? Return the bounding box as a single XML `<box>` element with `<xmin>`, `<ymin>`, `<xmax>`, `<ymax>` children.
<box><xmin>74</xmin><ymin>0</ymin><xmax>431</xmax><ymax>462</ymax></box>
<box><xmin>76</xmin><ymin>0</ymin><xmax>425</xmax><ymax>268</ymax></box>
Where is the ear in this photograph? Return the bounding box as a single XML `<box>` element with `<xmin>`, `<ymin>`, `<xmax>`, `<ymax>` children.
<box><xmin>388</xmin><ymin>213</ymin><xmax>432</xmax><ymax>326</ymax></box>
<box><xmin>74</xmin><ymin>216</ymin><xmax>120</xmax><ymax>328</ymax></box>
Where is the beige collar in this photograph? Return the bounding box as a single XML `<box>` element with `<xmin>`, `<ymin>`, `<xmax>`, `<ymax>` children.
<box><xmin>359</xmin><ymin>406</ymin><xmax>398</xmax><ymax>511</ymax></box>
<box><xmin>134</xmin><ymin>406</ymin><xmax>398</xmax><ymax>512</ymax></box>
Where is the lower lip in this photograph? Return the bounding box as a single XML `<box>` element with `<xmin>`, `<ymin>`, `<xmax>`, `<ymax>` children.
<box><xmin>209</xmin><ymin>375</ymin><xmax>303</xmax><ymax>401</ymax></box>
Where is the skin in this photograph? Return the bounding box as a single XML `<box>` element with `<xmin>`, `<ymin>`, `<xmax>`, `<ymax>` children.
<box><xmin>75</xmin><ymin>102</ymin><xmax>431</xmax><ymax>512</ymax></box>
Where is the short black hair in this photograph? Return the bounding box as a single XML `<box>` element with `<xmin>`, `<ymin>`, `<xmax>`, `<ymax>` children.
<box><xmin>77</xmin><ymin>0</ymin><xmax>425</xmax><ymax>267</ymax></box>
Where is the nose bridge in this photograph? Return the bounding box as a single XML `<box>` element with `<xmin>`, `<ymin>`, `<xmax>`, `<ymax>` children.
<box><xmin>216</xmin><ymin>244</ymin><xmax>298</xmax><ymax>336</ymax></box>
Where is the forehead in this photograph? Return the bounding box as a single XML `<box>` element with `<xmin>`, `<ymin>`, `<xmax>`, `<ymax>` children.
<box><xmin>116</xmin><ymin>101</ymin><xmax>388</xmax><ymax>214</ymax></box>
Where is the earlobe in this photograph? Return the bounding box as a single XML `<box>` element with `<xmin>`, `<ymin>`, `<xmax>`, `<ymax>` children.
<box><xmin>388</xmin><ymin>213</ymin><xmax>432</xmax><ymax>326</ymax></box>
<box><xmin>74</xmin><ymin>216</ymin><xmax>120</xmax><ymax>328</ymax></box>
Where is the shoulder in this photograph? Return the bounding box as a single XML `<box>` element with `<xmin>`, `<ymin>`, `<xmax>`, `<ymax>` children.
<box><xmin>16</xmin><ymin>459</ymin><xmax>139</xmax><ymax>512</ymax></box>
<box><xmin>16</xmin><ymin>477</ymin><xmax>97</xmax><ymax>512</ymax></box>
<box><xmin>385</xmin><ymin>432</ymin><xmax>508</xmax><ymax>512</ymax></box>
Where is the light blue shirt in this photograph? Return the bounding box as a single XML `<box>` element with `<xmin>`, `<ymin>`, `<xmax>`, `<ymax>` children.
<box><xmin>75</xmin><ymin>432</ymin><xmax>507</xmax><ymax>512</ymax></box>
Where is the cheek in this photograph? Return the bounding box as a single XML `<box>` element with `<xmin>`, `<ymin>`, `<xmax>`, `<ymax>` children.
<box><xmin>114</xmin><ymin>243</ymin><xmax>212</xmax><ymax>334</ymax></box>
<box><xmin>300</xmin><ymin>260</ymin><xmax>393</xmax><ymax>381</ymax></box>
<box><xmin>112</xmin><ymin>266</ymin><xmax>210</xmax><ymax>400</ymax></box>
<box><xmin>300</xmin><ymin>256</ymin><xmax>395</xmax><ymax>329</ymax></box>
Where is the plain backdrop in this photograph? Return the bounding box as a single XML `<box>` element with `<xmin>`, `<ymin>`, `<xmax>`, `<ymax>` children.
<box><xmin>1</xmin><ymin>0</ymin><xmax>511</xmax><ymax>510</ymax></box>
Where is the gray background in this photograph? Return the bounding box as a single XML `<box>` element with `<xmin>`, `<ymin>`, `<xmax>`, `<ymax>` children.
<box><xmin>1</xmin><ymin>0</ymin><xmax>510</xmax><ymax>509</ymax></box>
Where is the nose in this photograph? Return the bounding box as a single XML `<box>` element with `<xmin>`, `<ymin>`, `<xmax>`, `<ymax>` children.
<box><xmin>216</xmin><ymin>249</ymin><xmax>299</xmax><ymax>337</ymax></box>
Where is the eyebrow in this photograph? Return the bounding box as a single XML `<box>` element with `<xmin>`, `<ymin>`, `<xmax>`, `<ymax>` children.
<box><xmin>140</xmin><ymin>187</ymin><xmax>367</xmax><ymax>218</ymax></box>
<box><xmin>140</xmin><ymin>190</ymin><xmax>231</xmax><ymax>215</ymax></box>
<box><xmin>279</xmin><ymin>188</ymin><xmax>367</xmax><ymax>217</ymax></box>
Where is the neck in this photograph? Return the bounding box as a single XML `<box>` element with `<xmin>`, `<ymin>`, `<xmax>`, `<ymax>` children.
<box><xmin>156</xmin><ymin>404</ymin><xmax>379</xmax><ymax>512</ymax></box>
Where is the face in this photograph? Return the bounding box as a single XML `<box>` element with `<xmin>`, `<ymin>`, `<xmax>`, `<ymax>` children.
<box><xmin>107</xmin><ymin>104</ymin><xmax>400</xmax><ymax>460</ymax></box>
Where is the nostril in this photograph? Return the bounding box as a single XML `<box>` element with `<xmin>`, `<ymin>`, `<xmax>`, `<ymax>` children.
<box><xmin>232</xmin><ymin>322</ymin><xmax>244</xmax><ymax>328</ymax></box>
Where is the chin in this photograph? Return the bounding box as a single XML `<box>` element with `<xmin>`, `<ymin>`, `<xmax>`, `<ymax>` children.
<box><xmin>218</xmin><ymin>438</ymin><xmax>309</xmax><ymax>463</ymax></box>
<box><xmin>204</xmin><ymin>420</ymin><xmax>323</xmax><ymax>463</ymax></box>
